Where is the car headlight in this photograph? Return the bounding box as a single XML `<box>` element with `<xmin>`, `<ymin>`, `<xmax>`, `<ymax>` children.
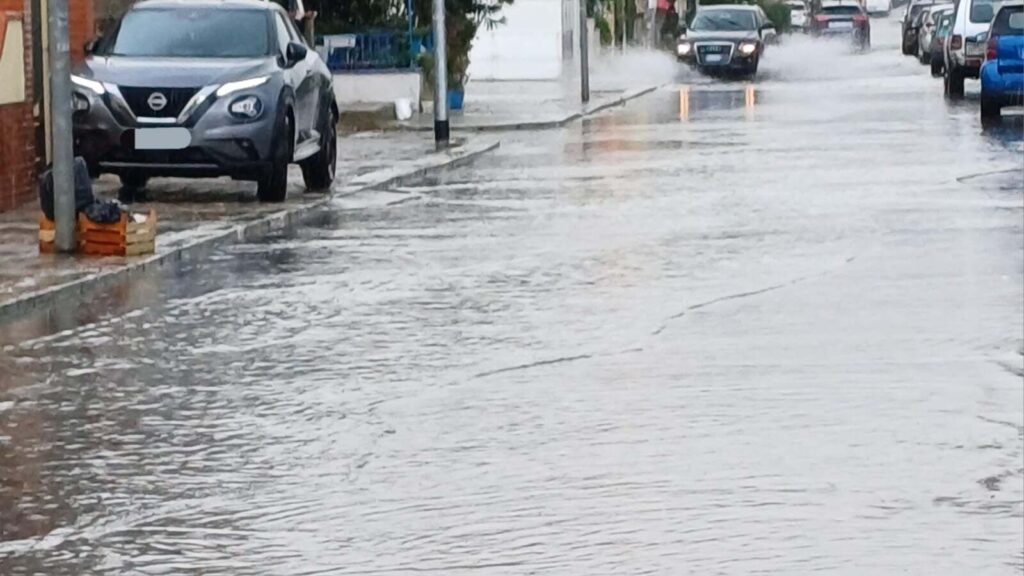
<box><xmin>738</xmin><ymin>42</ymin><xmax>758</xmax><ymax>55</ymax></box>
<box><xmin>71</xmin><ymin>74</ymin><xmax>105</xmax><ymax>95</ymax></box>
<box><xmin>677</xmin><ymin>42</ymin><xmax>692</xmax><ymax>56</ymax></box>
<box><xmin>229</xmin><ymin>95</ymin><xmax>263</xmax><ymax>119</ymax></box>
<box><xmin>216</xmin><ymin>76</ymin><xmax>270</xmax><ymax>97</ymax></box>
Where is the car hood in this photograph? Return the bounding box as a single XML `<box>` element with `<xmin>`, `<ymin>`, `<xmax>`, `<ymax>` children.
<box><xmin>683</xmin><ymin>30</ymin><xmax>760</xmax><ymax>42</ymax></box>
<box><xmin>74</xmin><ymin>56</ymin><xmax>274</xmax><ymax>88</ymax></box>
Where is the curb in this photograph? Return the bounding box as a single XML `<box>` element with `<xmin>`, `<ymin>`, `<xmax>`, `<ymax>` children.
<box><xmin>393</xmin><ymin>84</ymin><xmax>661</xmax><ymax>132</ymax></box>
<box><xmin>0</xmin><ymin>139</ymin><xmax>500</xmax><ymax>324</ymax></box>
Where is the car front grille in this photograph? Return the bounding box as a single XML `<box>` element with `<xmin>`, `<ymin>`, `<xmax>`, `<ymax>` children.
<box><xmin>696</xmin><ymin>43</ymin><xmax>734</xmax><ymax>65</ymax></box>
<box><xmin>119</xmin><ymin>86</ymin><xmax>199</xmax><ymax>118</ymax></box>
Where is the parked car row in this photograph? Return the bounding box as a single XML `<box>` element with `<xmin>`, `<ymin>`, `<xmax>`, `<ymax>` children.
<box><xmin>902</xmin><ymin>0</ymin><xmax>1023</xmax><ymax>123</ymax></box>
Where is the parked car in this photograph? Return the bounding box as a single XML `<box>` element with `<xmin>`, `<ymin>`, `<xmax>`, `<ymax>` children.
<box><xmin>865</xmin><ymin>0</ymin><xmax>893</xmax><ymax>16</ymax></box>
<box><xmin>71</xmin><ymin>0</ymin><xmax>338</xmax><ymax>203</ymax></box>
<box><xmin>918</xmin><ymin>5</ymin><xmax>954</xmax><ymax>63</ymax></box>
<box><xmin>943</xmin><ymin>0</ymin><xmax>999</xmax><ymax>97</ymax></box>
<box><xmin>676</xmin><ymin>5</ymin><xmax>777</xmax><ymax>77</ymax></box>
<box><xmin>980</xmin><ymin>1</ymin><xmax>1024</xmax><ymax>120</ymax></box>
<box><xmin>810</xmin><ymin>0</ymin><xmax>872</xmax><ymax>49</ymax></box>
<box><xmin>788</xmin><ymin>0</ymin><xmax>810</xmax><ymax>30</ymax></box>
<box><xmin>930</xmin><ymin>11</ymin><xmax>956</xmax><ymax>75</ymax></box>
<box><xmin>902</xmin><ymin>0</ymin><xmax>937</xmax><ymax>54</ymax></box>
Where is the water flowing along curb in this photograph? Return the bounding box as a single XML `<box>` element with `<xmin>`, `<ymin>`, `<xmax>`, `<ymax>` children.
<box><xmin>0</xmin><ymin>139</ymin><xmax>500</xmax><ymax>324</ymax></box>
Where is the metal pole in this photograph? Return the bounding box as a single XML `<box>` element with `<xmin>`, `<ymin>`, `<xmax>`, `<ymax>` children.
<box><xmin>579</xmin><ymin>0</ymin><xmax>590</xmax><ymax>103</ymax></box>
<box><xmin>48</xmin><ymin>0</ymin><xmax>75</xmax><ymax>253</ymax></box>
<box><xmin>432</xmin><ymin>0</ymin><xmax>449</xmax><ymax>148</ymax></box>
<box><xmin>407</xmin><ymin>0</ymin><xmax>415</xmax><ymax>68</ymax></box>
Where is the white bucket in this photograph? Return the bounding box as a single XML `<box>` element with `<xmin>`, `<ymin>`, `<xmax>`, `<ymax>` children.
<box><xmin>394</xmin><ymin>98</ymin><xmax>414</xmax><ymax>121</ymax></box>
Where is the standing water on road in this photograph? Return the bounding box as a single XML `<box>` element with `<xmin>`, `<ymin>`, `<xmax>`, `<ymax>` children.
<box><xmin>1</xmin><ymin>14</ymin><xmax>1022</xmax><ymax>576</ymax></box>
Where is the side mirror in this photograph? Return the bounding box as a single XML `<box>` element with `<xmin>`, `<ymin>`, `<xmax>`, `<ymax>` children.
<box><xmin>285</xmin><ymin>41</ymin><xmax>308</xmax><ymax>67</ymax></box>
<box><xmin>84</xmin><ymin>39</ymin><xmax>96</xmax><ymax>55</ymax></box>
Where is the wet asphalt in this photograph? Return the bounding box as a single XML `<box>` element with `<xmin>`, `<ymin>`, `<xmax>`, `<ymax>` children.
<box><xmin>1</xmin><ymin>16</ymin><xmax>1023</xmax><ymax>576</ymax></box>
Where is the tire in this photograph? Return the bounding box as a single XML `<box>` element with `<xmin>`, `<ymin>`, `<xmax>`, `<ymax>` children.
<box><xmin>902</xmin><ymin>35</ymin><xmax>914</xmax><ymax>55</ymax></box>
<box><xmin>918</xmin><ymin>44</ymin><xmax>930</xmax><ymax>64</ymax></box>
<box><xmin>931</xmin><ymin>58</ymin><xmax>942</xmax><ymax>77</ymax></box>
<box><xmin>944</xmin><ymin>65</ymin><xmax>965</xmax><ymax>98</ymax></box>
<box><xmin>301</xmin><ymin>100</ymin><xmax>337</xmax><ymax>192</ymax></box>
<box><xmin>980</xmin><ymin>94</ymin><xmax>1001</xmax><ymax>123</ymax></box>
<box><xmin>120</xmin><ymin>172</ymin><xmax>148</xmax><ymax>190</ymax></box>
<box><xmin>257</xmin><ymin>107</ymin><xmax>292</xmax><ymax>203</ymax></box>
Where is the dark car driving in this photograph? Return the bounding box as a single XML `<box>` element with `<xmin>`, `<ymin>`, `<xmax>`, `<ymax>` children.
<box><xmin>71</xmin><ymin>0</ymin><xmax>338</xmax><ymax>202</ymax></box>
<box><xmin>902</xmin><ymin>0</ymin><xmax>937</xmax><ymax>55</ymax></box>
<box><xmin>810</xmin><ymin>0</ymin><xmax>871</xmax><ymax>50</ymax></box>
<box><xmin>676</xmin><ymin>5</ymin><xmax>777</xmax><ymax>77</ymax></box>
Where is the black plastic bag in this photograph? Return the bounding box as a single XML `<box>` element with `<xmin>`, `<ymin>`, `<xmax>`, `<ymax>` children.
<box><xmin>82</xmin><ymin>200</ymin><xmax>122</xmax><ymax>224</ymax></box>
<box><xmin>38</xmin><ymin>157</ymin><xmax>95</xmax><ymax>220</ymax></box>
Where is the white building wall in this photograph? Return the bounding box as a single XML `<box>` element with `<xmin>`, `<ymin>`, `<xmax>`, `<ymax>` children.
<box><xmin>468</xmin><ymin>0</ymin><xmax>572</xmax><ymax>80</ymax></box>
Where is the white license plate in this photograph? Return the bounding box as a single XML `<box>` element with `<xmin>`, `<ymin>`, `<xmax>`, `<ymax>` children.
<box><xmin>966</xmin><ymin>43</ymin><xmax>985</xmax><ymax>56</ymax></box>
<box><xmin>134</xmin><ymin>128</ymin><xmax>190</xmax><ymax>150</ymax></box>
<box><xmin>829</xmin><ymin>21</ymin><xmax>854</xmax><ymax>29</ymax></box>
<box><xmin>704</xmin><ymin>54</ymin><xmax>723</xmax><ymax>63</ymax></box>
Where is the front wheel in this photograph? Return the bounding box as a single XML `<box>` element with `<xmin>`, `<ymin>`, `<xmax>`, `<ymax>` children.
<box><xmin>301</xmin><ymin>101</ymin><xmax>337</xmax><ymax>192</ymax></box>
<box><xmin>918</xmin><ymin>45</ymin><xmax>930</xmax><ymax>64</ymax></box>
<box><xmin>902</xmin><ymin>36</ymin><xmax>914</xmax><ymax>55</ymax></box>
<box><xmin>930</xmin><ymin>58</ymin><xmax>943</xmax><ymax>77</ymax></box>
<box><xmin>257</xmin><ymin>109</ymin><xmax>292</xmax><ymax>203</ymax></box>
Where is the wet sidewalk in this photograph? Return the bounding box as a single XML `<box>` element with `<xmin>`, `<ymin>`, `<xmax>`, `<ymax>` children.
<box><xmin>0</xmin><ymin>132</ymin><xmax>491</xmax><ymax>320</ymax></box>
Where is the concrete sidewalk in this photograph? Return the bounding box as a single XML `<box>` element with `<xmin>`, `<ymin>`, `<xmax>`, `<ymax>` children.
<box><xmin>0</xmin><ymin>133</ymin><xmax>497</xmax><ymax>321</ymax></box>
<box><xmin>394</xmin><ymin>81</ymin><xmax>660</xmax><ymax>131</ymax></box>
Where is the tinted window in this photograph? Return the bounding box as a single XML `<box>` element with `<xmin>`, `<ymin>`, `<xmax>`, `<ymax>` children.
<box><xmin>691</xmin><ymin>10</ymin><xmax>758</xmax><ymax>31</ymax></box>
<box><xmin>274</xmin><ymin>13</ymin><xmax>292</xmax><ymax>55</ymax></box>
<box><xmin>969</xmin><ymin>0</ymin><xmax>996</xmax><ymax>23</ymax></box>
<box><xmin>908</xmin><ymin>3</ymin><xmax>934</xmax><ymax>20</ymax></box>
<box><xmin>824</xmin><ymin>5</ymin><xmax>863</xmax><ymax>15</ymax></box>
<box><xmin>991</xmin><ymin>6</ymin><xmax>1024</xmax><ymax>34</ymax></box>
<box><xmin>937</xmin><ymin>14</ymin><xmax>954</xmax><ymax>34</ymax></box>
<box><xmin>108</xmin><ymin>8</ymin><xmax>270</xmax><ymax>57</ymax></box>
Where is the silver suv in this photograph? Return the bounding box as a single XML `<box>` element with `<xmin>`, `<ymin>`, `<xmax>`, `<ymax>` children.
<box><xmin>943</xmin><ymin>0</ymin><xmax>999</xmax><ymax>97</ymax></box>
<box><xmin>72</xmin><ymin>0</ymin><xmax>338</xmax><ymax>202</ymax></box>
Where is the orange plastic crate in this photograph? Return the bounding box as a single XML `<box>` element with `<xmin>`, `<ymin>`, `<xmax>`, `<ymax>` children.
<box><xmin>39</xmin><ymin>210</ymin><xmax>157</xmax><ymax>256</ymax></box>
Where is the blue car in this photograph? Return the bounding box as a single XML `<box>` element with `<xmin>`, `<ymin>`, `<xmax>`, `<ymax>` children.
<box><xmin>980</xmin><ymin>1</ymin><xmax>1024</xmax><ymax>121</ymax></box>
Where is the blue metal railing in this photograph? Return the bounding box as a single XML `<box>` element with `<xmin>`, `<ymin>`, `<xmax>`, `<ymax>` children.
<box><xmin>317</xmin><ymin>31</ymin><xmax>433</xmax><ymax>72</ymax></box>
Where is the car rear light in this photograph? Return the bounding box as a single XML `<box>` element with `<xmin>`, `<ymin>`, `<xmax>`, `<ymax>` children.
<box><xmin>950</xmin><ymin>34</ymin><xmax>962</xmax><ymax>50</ymax></box>
<box><xmin>853</xmin><ymin>14</ymin><xmax>867</xmax><ymax>22</ymax></box>
<box><xmin>986</xmin><ymin>36</ymin><xmax>998</xmax><ymax>60</ymax></box>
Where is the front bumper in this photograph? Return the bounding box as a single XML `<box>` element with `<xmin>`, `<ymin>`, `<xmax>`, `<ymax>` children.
<box><xmin>678</xmin><ymin>44</ymin><xmax>759</xmax><ymax>73</ymax></box>
<box><xmin>981</xmin><ymin>62</ymin><xmax>1024</xmax><ymax>105</ymax></box>
<box><xmin>72</xmin><ymin>85</ymin><xmax>278</xmax><ymax>180</ymax></box>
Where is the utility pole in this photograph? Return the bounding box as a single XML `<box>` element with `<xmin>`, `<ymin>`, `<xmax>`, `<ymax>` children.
<box><xmin>48</xmin><ymin>0</ymin><xmax>76</xmax><ymax>253</ymax></box>
<box><xmin>579</xmin><ymin>0</ymin><xmax>590</xmax><ymax>103</ymax></box>
<box><xmin>432</xmin><ymin>0</ymin><xmax>449</xmax><ymax>148</ymax></box>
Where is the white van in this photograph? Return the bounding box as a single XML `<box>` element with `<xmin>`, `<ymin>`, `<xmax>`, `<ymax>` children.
<box><xmin>943</xmin><ymin>0</ymin><xmax>1000</xmax><ymax>96</ymax></box>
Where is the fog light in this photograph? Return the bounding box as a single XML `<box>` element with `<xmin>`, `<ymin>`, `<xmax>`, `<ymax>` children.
<box><xmin>229</xmin><ymin>96</ymin><xmax>262</xmax><ymax>119</ymax></box>
<box><xmin>72</xmin><ymin>92</ymin><xmax>90</xmax><ymax>112</ymax></box>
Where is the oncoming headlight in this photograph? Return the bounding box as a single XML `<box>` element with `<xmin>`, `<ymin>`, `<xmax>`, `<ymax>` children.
<box><xmin>677</xmin><ymin>42</ymin><xmax>692</xmax><ymax>56</ymax></box>
<box><xmin>738</xmin><ymin>42</ymin><xmax>758</xmax><ymax>55</ymax></box>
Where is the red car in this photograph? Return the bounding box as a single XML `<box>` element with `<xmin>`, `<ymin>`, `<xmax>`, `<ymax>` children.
<box><xmin>810</xmin><ymin>0</ymin><xmax>872</xmax><ymax>50</ymax></box>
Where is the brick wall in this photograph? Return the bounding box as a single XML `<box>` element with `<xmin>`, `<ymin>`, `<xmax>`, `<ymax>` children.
<box><xmin>0</xmin><ymin>0</ymin><xmax>94</xmax><ymax>212</ymax></box>
<box><xmin>0</xmin><ymin>2</ymin><xmax>36</xmax><ymax>213</ymax></box>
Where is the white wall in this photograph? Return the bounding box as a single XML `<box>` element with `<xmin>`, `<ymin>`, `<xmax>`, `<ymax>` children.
<box><xmin>468</xmin><ymin>0</ymin><xmax>566</xmax><ymax>80</ymax></box>
<box><xmin>332</xmin><ymin>72</ymin><xmax>421</xmax><ymax>105</ymax></box>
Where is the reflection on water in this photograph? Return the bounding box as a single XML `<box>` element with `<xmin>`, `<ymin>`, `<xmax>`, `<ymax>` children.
<box><xmin>677</xmin><ymin>85</ymin><xmax>760</xmax><ymax>121</ymax></box>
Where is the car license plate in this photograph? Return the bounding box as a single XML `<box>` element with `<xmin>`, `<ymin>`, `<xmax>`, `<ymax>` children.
<box><xmin>829</xmin><ymin>21</ymin><xmax>854</xmax><ymax>29</ymax></box>
<box><xmin>966</xmin><ymin>43</ymin><xmax>985</xmax><ymax>56</ymax></box>
<box><xmin>705</xmin><ymin>54</ymin><xmax>723</xmax><ymax>63</ymax></box>
<box><xmin>134</xmin><ymin>128</ymin><xmax>190</xmax><ymax>150</ymax></box>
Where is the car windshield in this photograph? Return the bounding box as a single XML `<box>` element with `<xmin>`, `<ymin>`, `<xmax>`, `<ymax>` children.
<box><xmin>823</xmin><ymin>5</ymin><xmax>863</xmax><ymax>15</ymax></box>
<box><xmin>690</xmin><ymin>10</ymin><xmax>758</xmax><ymax>31</ymax></box>
<box><xmin>937</xmin><ymin>14</ymin><xmax>954</xmax><ymax>33</ymax></box>
<box><xmin>106</xmin><ymin>8</ymin><xmax>270</xmax><ymax>58</ymax></box>
<box><xmin>908</xmin><ymin>3</ymin><xmax>934</xmax><ymax>20</ymax></box>
<box><xmin>991</xmin><ymin>6</ymin><xmax>1024</xmax><ymax>34</ymax></box>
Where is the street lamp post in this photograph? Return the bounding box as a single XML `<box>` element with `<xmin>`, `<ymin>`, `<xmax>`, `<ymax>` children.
<box><xmin>432</xmin><ymin>0</ymin><xmax>449</xmax><ymax>148</ymax></box>
<box><xmin>47</xmin><ymin>0</ymin><xmax>75</xmax><ymax>253</ymax></box>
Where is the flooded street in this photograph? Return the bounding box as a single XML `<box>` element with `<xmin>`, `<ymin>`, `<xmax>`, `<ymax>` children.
<box><xmin>2</xmin><ymin>16</ymin><xmax>1023</xmax><ymax>575</ymax></box>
